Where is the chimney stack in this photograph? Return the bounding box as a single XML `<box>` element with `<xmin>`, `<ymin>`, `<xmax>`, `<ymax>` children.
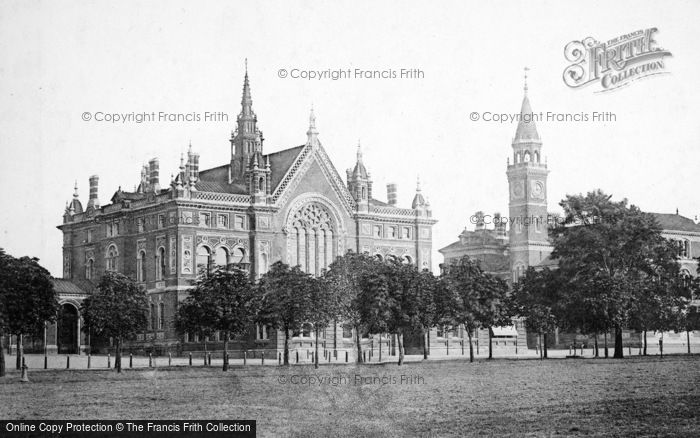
<box><xmin>387</xmin><ymin>183</ymin><xmax>397</xmax><ymax>206</ymax></box>
<box><xmin>87</xmin><ymin>175</ymin><xmax>99</xmax><ymax>208</ymax></box>
<box><xmin>494</xmin><ymin>212</ymin><xmax>507</xmax><ymax>236</ymax></box>
<box><xmin>148</xmin><ymin>158</ymin><xmax>160</xmax><ymax>192</ymax></box>
<box><xmin>474</xmin><ymin>211</ymin><xmax>485</xmax><ymax>230</ymax></box>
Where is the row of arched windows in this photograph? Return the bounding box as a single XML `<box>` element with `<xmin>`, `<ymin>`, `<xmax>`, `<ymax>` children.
<box><xmin>373</xmin><ymin>253</ymin><xmax>413</xmax><ymax>264</ymax></box>
<box><xmin>136</xmin><ymin>247</ymin><xmax>167</xmax><ymax>283</ymax></box>
<box><xmin>673</xmin><ymin>239</ymin><xmax>691</xmax><ymax>258</ymax></box>
<box><xmin>196</xmin><ymin>245</ymin><xmax>247</xmax><ymax>274</ymax></box>
<box><xmin>513</xmin><ymin>149</ymin><xmax>540</xmax><ymax>164</ymax></box>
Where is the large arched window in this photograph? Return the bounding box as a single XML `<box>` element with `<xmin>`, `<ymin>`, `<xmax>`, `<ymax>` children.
<box><xmin>231</xmin><ymin>247</ymin><xmax>245</xmax><ymax>265</ymax></box>
<box><xmin>214</xmin><ymin>247</ymin><xmax>228</xmax><ymax>269</ymax></box>
<box><xmin>137</xmin><ymin>250</ymin><xmax>146</xmax><ymax>282</ymax></box>
<box><xmin>288</xmin><ymin>202</ymin><xmax>336</xmax><ymax>276</ymax></box>
<box><xmin>106</xmin><ymin>245</ymin><xmax>118</xmax><ymax>272</ymax></box>
<box><xmin>196</xmin><ymin>246</ymin><xmax>211</xmax><ymax>275</ymax></box>
<box><xmin>85</xmin><ymin>259</ymin><xmax>95</xmax><ymax>280</ymax></box>
<box><xmin>156</xmin><ymin>247</ymin><xmax>166</xmax><ymax>280</ymax></box>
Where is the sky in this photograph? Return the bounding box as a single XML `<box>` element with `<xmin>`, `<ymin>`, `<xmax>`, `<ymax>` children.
<box><xmin>1</xmin><ymin>0</ymin><xmax>699</xmax><ymax>276</ymax></box>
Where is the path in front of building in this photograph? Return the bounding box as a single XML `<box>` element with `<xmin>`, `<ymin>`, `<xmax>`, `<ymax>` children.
<box><xmin>4</xmin><ymin>343</ymin><xmax>696</xmax><ymax>372</ymax></box>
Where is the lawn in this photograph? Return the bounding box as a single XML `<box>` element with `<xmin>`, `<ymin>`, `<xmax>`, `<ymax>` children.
<box><xmin>1</xmin><ymin>355</ymin><xmax>698</xmax><ymax>437</ymax></box>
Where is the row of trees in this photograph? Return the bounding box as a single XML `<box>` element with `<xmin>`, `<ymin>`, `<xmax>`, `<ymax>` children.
<box><xmin>511</xmin><ymin>191</ymin><xmax>700</xmax><ymax>358</ymax></box>
<box><xmin>175</xmin><ymin>253</ymin><xmax>511</xmax><ymax>370</ymax></box>
<box><xmin>2</xmin><ymin>190</ymin><xmax>699</xmax><ymax>376</ymax></box>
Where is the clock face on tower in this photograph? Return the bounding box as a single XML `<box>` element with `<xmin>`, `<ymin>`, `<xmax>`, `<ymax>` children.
<box><xmin>510</xmin><ymin>181</ymin><xmax>524</xmax><ymax>199</ymax></box>
<box><xmin>531</xmin><ymin>180</ymin><xmax>545</xmax><ymax>199</ymax></box>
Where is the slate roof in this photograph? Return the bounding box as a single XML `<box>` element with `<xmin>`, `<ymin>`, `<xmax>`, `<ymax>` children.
<box><xmin>51</xmin><ymin>278</ymin><xmax>94</xmax><ymax>295</ymax></box>
<box><xmin>195</xmin><ymin>144</ymin><xmax>306</xmax><ymax>194</ymax></box>
<box><xmin>650</xmin><ymin>213</ymin><xmax>700</xmax><ymax>233</ymax></box>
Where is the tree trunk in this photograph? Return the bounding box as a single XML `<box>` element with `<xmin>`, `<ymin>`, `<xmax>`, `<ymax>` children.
<box><xmin>687</xmin><ymin>330</ymin><xmax>691</xmax><ymax>355</ymax></box>
<box><xmin>378</xmin><ymin>333</ymin><xmax>382</xmax><ymax>363</ymax></box>
<box><xmin>397</xmin><ymin>332</ymin><xmax>404</xmax><ymax>366</ymax></box>
<box><xmin>0</xmin><ymin>333</ymin><xmax>5</xmax><ymax>377</ymax></box>
<box><xmin>643</xmin><ymin>330</ymin><xmax>647</xmax><ymax>356</ymax></box>
<box><xmin>422</xmin><ymin>328</ymin><xmax>428</xmax><ymax>360</ymax></box>
<box><xmin>314</xmin><ymin>326</ymin><xmax>320</xmax><ymax>369</ymax></box>
<box><xmin>116</xmin><ymin>337</ymin><xmax>122</xmax><ymax>373</ymax></box>
<box><xmin>283</xmin><ymin>328</ymin><xmax>290</xmax><ymax>366</ymax></box>
<box><xmin>355</xmin><ymin>324</ymin><xmax>363</xmax><ymax>364</ymax></box>
<box><xmin>594</xmin><ymin>334</ymin><xmax>599</xmax><ymax>358</ymax></box>
<box><xmin>604</xmin><ymin>332</ymin><xmax>608</xmax><ymax>358</ymax></box>
<box><xmin>543</xmin><ymin>333</ymin><xmax>548</xmax><ymax>359</ymax></box>
<box><xmin>223</xmin><ymin>333</ymin><xmax>229</xmax><ymax>371</ymax></box>
<box><xmin>16</xmin><ymin>334</ymin><xmax>23</xmax><ymax>370</ymax></box>
<box><xmin>488</xmin><ymin>328</ymin><xmax>493</xmax><ymax>360</ymax></box>
<box><xmin>613</xmin><ymin>326</ymin><xmax>624</xmax><ymax>359</ymax></box>
<box><xmin>468</xmin><ymin>331</ymin><xmax>474</xmax><ymax>363</ymax></box>
<box><xmin>427</xmin><ymin>330</ymin><xmax>431</xmax><ymax>356</ymax></box>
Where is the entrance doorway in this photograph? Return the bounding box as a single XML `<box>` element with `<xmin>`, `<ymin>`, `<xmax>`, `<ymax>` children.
<box><xmin>57</xmin><ymin>303</ymin><xmax>79</xmax><ymax>354</ymax></box>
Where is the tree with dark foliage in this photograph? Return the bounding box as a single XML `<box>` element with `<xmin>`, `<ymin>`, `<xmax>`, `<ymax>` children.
<box><xmin>0</xmin><ymin>249</ymin><xmax>58</xmax><ymax>377</ymax></box>
<box><xmin>81</xmin><ymin>272</ymin><xmax>147</xmax><ymax>373</ymax></box>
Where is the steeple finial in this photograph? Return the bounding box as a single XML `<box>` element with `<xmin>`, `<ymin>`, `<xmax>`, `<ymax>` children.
<box><xmin>73</xmin><ymin>180</ymin><xmax>79</xmax><ymax>198</ymax></box>
<box><xmin>524</xmin><ymin>66</ymin><xmax>529</xmax><ymax>94</ymax></box>
<box><xmin>306</xmin><ymin>106</ymin><xmax>319</xmax><ymax>144</ymax></box>
<box><xmin>357</xmin><ymin>140</ymin><xmax>363</xmax><ymax>163</ymax></box>
<box><xmin>416</xmin><ymin>175</ymin><xmax>422</xmax><ymax>192</ymax></box>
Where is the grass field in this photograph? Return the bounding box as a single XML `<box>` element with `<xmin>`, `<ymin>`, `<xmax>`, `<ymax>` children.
<box><xmin>1</xmin><ymin>355</ymin><xmax>699</xmax><ymax>437</ymax></box>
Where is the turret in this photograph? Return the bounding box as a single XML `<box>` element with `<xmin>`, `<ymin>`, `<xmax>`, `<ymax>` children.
<box><xmin>347</xmin><ymin>141</ymin><xmax>372</xmax><ymax>212</ymax></box>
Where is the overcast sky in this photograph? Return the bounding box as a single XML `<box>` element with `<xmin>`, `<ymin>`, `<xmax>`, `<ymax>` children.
<box><xmin>1</xmin><ymin>0</ymin><xmax>698</xmax><ymax>276</ymax></box>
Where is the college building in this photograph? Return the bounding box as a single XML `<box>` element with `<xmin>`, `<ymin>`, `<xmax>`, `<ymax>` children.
<box><xmin>30</xmin><ymin>67</ymin><xmax>437</xmax><ymax>358</ymax></box>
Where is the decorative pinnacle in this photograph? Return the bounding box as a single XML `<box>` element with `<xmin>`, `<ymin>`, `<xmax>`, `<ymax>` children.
<box><xmin>307</xmin><ymin>106</ymin><xmax>319</xmax><ymax>140</ymax></box>
<box><xmin>416</xmin><ymin>175</ymin><xmax>422</xmax><ymax>192</ymax></box>
<box><xmin>357</xmin><ymin>140</ymin><xmax>363</xmax><ymax>162</ymax></box>
<box><xmin>73</xmin><ymin>180</ymin><xmax>79</xmax><ymax>198</ymax></box>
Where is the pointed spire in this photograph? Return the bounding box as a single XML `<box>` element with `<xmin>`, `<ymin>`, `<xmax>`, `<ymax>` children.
<box><xmin>357</xmin><ymin>140</ymin><xmax>363</xmax><ymax>163</ymax></box>
<box><xmin>416</xmin><ymin>175</ymin><xmax>422</xmax><ymax>192</ymax></box>
<box><xmin>513</xmin><ymin>67</ymin><xmax>540</xmax><ymax>144</ymax></box>
<box><xmin>265</xmin><ymin>155</ymin><xmax>271</xmax><ymax>170</ymax></box>
<box><xmin>73</xmin><ymin>180</ymin><xmax>79</xmax><ymax>199</ymax></box>
<box><xmin>241</xmin><ymin>59</ymin><xmax>253</xmax><ymax>116</ymax></box>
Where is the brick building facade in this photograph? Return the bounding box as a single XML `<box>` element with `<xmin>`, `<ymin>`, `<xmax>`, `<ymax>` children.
<box><xmin>47</xmin><ymin>68</ymin><xmax>437</xmax><ymax>359</ymax></box>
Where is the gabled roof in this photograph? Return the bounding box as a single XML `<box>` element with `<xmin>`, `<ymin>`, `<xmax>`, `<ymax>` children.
<box><xmin>51</xmin><ymin>278</ymin><xmax>94</xmax><ymax>295</ymax></box>
<box><xmin>194</xmin><ymin>145</ymin><xmax>306</xmax><ymax>194</ymax></box>
<box><xmin>650</xmin><ymin>213</ymin><xmax>700</xmax><ymax>233</ymax></box>
<box><xmin>196</xmin><ymin>164</ymin><xmax>246</xmax><ymax>194</ymax></box>
<box><xmin>267</xmin><ymin>145</ymin><xmax>306</xmax><ymax>191</ymax></box>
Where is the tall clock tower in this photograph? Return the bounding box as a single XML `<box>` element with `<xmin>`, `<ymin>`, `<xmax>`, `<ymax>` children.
<box><xmin>506</xmin><ymin>71</ymin><xmax>552</xmax><ymax>282</ymax></box>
